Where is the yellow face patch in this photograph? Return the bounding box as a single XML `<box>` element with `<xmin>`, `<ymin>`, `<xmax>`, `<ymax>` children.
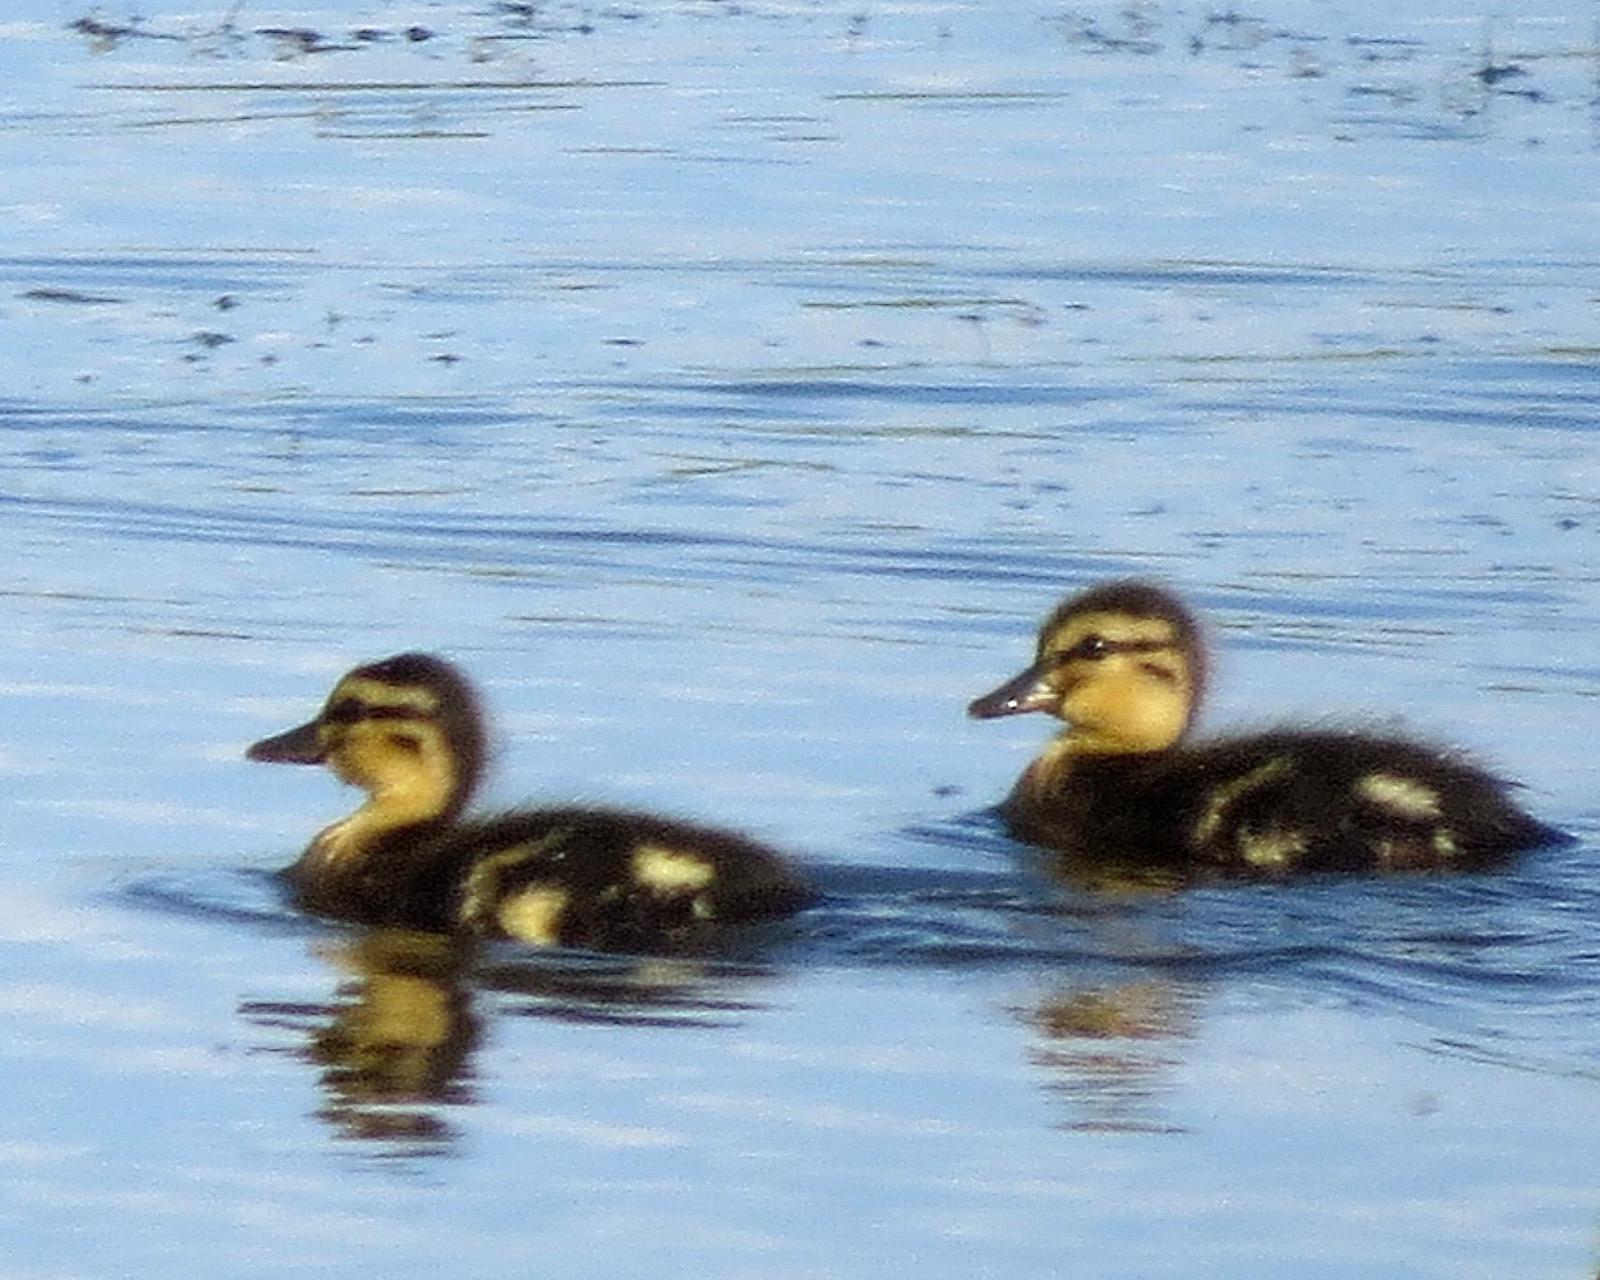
<box><xmin>326</xmin><ymin>719</ymin><xmax>452</xmax><ymax>800</ymax></box>
<box><xmin>1037</xmin><ymin>610</ymin><xmax>1197</xmax><ymax>754</ymax></box>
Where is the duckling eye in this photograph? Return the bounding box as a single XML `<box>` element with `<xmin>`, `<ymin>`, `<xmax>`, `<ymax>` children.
<box><xmin>1068</xmin><ymin>634</ymin><xmax>1110</xmax><ymax>662</ymax></box>
<box><xmin>387</xmin><ymin>733</ymin><xmax>423</xmax><ymax>755</ymax></box>
<box><xmin>324</xmin><ymin>697</ymin><xmax>364</xmax><ymax>725</ymax></box>
<box><xmin>1043</xmin><ymin>634</ymin><xmax>1110</xmax><ymax>668</ymax></box>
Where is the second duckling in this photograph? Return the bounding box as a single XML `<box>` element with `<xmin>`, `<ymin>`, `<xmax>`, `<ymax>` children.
<box><xmin>968</xmin><ymin>580</ymin><xmax>1561</xmax><ymax>877</ymax></box>
<box><xmin>248</xmin><ymin>653</ymin><xmax>812</xmax><ymax>949</ymax></box>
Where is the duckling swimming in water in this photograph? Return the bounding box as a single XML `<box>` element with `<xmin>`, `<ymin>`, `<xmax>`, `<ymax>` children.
<box><xmin>248</xmin><ymin>653</ymin><xmax>811</xmax><ymax>948</ymax></box>
<box><xmin>967</xmin><ymin>581</ymin><xmax>1560</xmax><ymax>876</ymax></box>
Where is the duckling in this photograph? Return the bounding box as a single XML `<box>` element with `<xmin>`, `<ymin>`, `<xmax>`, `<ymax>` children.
<box><xmin>967</xmin><ymin>580</ymin><xmax>1561</xmax><ymax>876</ymax></box>
<box><xmin>248</xmin><ymin>653</ymin><xmax>811</xmax><ymax>948</ymax></box>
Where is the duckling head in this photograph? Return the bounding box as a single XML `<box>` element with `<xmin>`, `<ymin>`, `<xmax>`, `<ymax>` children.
<box><xmin>247</xmin><ymin>652</ymin><xmax>486</xmax><ymax>827</ymax></box>
<box><xmin>968</xmin><ymin>581</ymin><xmax>1205</xmax><ymax>754</ymax></box>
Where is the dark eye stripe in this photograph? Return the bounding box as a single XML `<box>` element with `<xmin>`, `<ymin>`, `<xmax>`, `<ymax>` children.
<box><xmin>365</xmin><ymin>705</ymin><xmax>430</xmax><ymax>722</ymax></box>
<box><xmin>324</xmin><ymin>698</ymin><xmax>430</xmax><ymax>724</ymax></box>
<box><xmin>1050</xmin><ymin>637</ymin><xmax>1174</xmax><ymax>664</ymax></box>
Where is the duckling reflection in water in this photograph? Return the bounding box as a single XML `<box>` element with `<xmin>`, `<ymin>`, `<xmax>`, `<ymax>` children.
<box><xmin>241</xmin><ymin>929</ymin><xmax>780</xmax><ymax>1151</ymax></box>
<box><xmin>307</xmin><ymin>931</ymin><xmax>477</xmax><ymax>1147</ymax></box>
<box><xmin>1023</xmin><ymin>979</ymin><xmax>1198</xmax><ymax>1135</ymax></box>
<box><xmin>968</xmin><ymin>581</ymin><xmax>1562</xmax><ymax>876</ymax></box>
<box><xmin>248</xmin><ymin>653</ymin><xmax>812</xmax><ymax>948</ymax></box>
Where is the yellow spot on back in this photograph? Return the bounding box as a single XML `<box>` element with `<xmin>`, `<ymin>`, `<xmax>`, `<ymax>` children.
<box><xmin>631</xmin><ymin>845</ymin><xmax>716</xmax><ymax>896</ymax></box>
<box><xmin>1355</xmin><ymin>773</ymin><xmax>1442</xmax><ymax>821</ymax></box>
<box><xmin>1193</xmin><ymin>756</ymin><xmax>1294</xmax><ymax>846</ymax></box>
<box><xmin>1376</xmin><ymin>827</ymin><xmax>1461</xmax><ymax>870</ymax></box>
<box><xmin>459</xmin><ymin>832</ymin><xmax>569</xmax><ymax>926</ymax></box>
<box><xmin>496</xmin><ymin>887</ymin><xmax>568</xmax><ymax>946</ymax></box>
<box><xmin>1240</xmin><ymin>826</ymin><xmax>1306</xmax><ymax>870</ymax></box>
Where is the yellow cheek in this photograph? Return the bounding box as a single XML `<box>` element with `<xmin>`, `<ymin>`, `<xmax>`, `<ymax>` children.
<box><xmin>324</xmin><ymin>735</ymin><xmax>363</xmax><ymax>785</ymax></box>
<box><xmin>326</xmin><ymin>730</ymin><xmax>401</xmax><ymax>789</ymax></box>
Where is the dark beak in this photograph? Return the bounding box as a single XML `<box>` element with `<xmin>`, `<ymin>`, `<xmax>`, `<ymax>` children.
<box><xmin>967</xmin><ymin>662</ymin><xmax>1059</xmax><ymax>720</ymax></box>
<box><xmin>246</xmin><ymin>718</ymin><xmax>327</xmax><ymax>764</ymax></box>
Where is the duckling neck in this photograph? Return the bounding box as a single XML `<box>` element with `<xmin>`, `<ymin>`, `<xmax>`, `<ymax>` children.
<box><xmin>293</xmin><ymin>772</ymin><xmax>461</xmax><ymax>881</ymax></box>
<box><xmin>1018</xmin><ymin>729</ymin><xmax>1160</xmax><ymax>800</ymax></box>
